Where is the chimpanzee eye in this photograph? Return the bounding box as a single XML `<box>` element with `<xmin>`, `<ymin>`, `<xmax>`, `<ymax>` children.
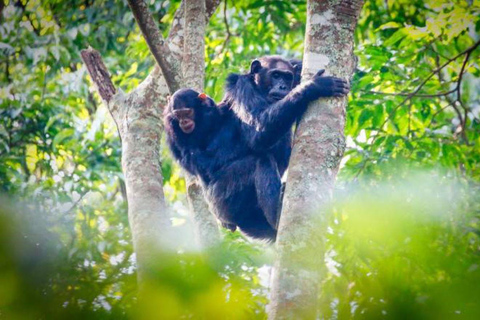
<box><xmin>272</xmin><ymin>72</ymin><xmax>279</xmax><ymax>79</ymax></box>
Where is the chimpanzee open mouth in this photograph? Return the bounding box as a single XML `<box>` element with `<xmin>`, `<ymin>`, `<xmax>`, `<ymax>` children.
<box><xmin>180</xmin><ymin>119</ymin><xmax>195</xmax><ymax>133</ymax></box>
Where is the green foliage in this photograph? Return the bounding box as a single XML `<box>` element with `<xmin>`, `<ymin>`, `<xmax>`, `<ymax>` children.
<box><xmin>319</xmin><ymin>174</ymin><xmax>480</xmax><ymax>319</ymax></box>
<box><xmin>0</xmin><ymin>201</ymin><xmax>268</xmax><ymax>319</ymax></box>
<box><xmin>344</xmin><ymin>0</ymin><xmax>480</xmax><ymax>181</ymax></box>
<box><xmin>1</xmin><ymin>0</ymin><xmax>480</xmax><ymax>318</ymax></box>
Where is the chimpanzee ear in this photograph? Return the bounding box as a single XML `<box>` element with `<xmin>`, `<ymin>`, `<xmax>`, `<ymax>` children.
<box><xmin>250</xmin><ymin>60</ymin><xmax>262</xmax><ymax>74</ymax></box>
<box><xmin>293</xmin><ymin>62</ymin><xmax>302</xmax><ymax>73</ymax></box>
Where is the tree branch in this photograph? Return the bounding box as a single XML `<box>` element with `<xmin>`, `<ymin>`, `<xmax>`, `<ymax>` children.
<box><xmin>371</xmin><ymin>39</ymin><xmax>480</xmax><ymax>143</ymax></box>
<box><xmin>269</xmin><ymin>0</ymin><xmax>364</xmax><ymax>318</ymax></box>
<box><xmin>218</xmin><ymin>0</ymin><xmax>232</xmax><ymax>55</ymax></box>
<box><xmin>367</xmin><ymin>88</ymin><xmax>456</xmax><ymax>98</ymax></box>
<box><xmin>206</xmin><ymin>0</ymin><xmax>221</xmax><ymax>18</ymax></box>
<box><xmin>80</xmin><ymin>47</ymin><xmax>116</xmax><ymax>103</ymax></box>
<box><xmin>127</xmin><ymin>0</ymin><xmax>182</xmax><ymax>92</ymax></box>
<box><xmin>183</xmin><ymin>0</ymin><xmax>206</xmax><ymax>90</ymax></box>
<box><xmin>168</xmin><ymin>0</ymin><xmax>221</xmax><ymax>61</ymax></box>
<box><xmin>185</xmin><ymin>176</ymin><xmax>220</xmax><ymax>248</ymax></box>
<box><xmin>166</xmin><ymin>1</ymin><xmax>186</xmax><ymax>59</ymax></box>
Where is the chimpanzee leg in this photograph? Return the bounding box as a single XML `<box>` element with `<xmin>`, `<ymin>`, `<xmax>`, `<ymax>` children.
<box><xmin>255</xmin><ymin>156</ymin><xmax>282</xmax><ymax>229</ymax></box>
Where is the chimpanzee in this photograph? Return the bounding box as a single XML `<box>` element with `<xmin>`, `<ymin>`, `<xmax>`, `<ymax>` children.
<box><xmin>163</xmin><ymin>89</ymin><xmax>221</xmax><ymax>180</ymax></box>
<box><xmin>289</xmin><ymin>58</ymin><xmax>303</xmax><ymax>87</ymax></box>
<box><xmin>164</xmin><ymin>56</ymin><xmax>349</xmax><ymax>241</ymax></box>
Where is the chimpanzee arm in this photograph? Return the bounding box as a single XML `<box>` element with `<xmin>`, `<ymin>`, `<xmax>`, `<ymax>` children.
<box><xmin>163</xmin><ymin>115</ymin><xmax>199</xmax><ymax>176</ymax></box>
<box><xmin>248</xmin><ymin>71</ymin><xmax>349</xmax><ymax>149</ymax></box>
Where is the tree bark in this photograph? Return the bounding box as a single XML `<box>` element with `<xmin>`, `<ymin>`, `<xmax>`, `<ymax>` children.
<box><xmin>269</xmin><ymin>1</ymin><xmax>363</xmax><ymax>319</ymax></box>
<box><xmin>183</xmin><ymin>0</ymin><xmax>206</xmax><ymax>91</ymax></box>
<box><xmin>81</xmin><ymin>48</ymin><xmax>171</xmax><ymax>286</ymax></box>
<box><xmin>127</xmin><ymin>0</ymin><xmax>182</xmax><ymax>92</ymax></box>
<box><xmin>80</xmin><ymin>48</ymin><xmax>116</xmax><ymax>103</ymax></box>
<box><xmin>182</xmin><ymin>0</ymin><xmax>221</xmax><ymax>248</ymax></box>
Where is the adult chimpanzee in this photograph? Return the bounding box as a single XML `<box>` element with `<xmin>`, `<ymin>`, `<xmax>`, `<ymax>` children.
<box><xmin>164</xmin><ymin>56</ymin><xmax>349</xmax><ymax>241</ymax></box>
<box><xmin>289</xmin><ymin>58</ymin><xmax>303</xmax><ymax>87</ymax></box>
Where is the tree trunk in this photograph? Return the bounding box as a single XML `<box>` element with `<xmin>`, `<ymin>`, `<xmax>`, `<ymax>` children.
<box><xmin>183</xmin><ymin>0</ymin><xmax>221</xmax><ymax>248</ymax></box>
<box><xmin>81</xmin><ymin>51</ymin><xmax>171</xmax><ymax>285</ymax></box>
<box><xmin>81</xmin><ymin>0</ymin><xmax>222</xmax><ymax>287</ymax></box>
<box><xmin>269</xmin><ymin>1</ymin><xmax>363</xmax><ymax>319</ymax></box>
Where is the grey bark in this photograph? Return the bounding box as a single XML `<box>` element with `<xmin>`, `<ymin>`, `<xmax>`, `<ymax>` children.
<box><xmin>168</xmin><ymin>0</ymin><xmax>221</xmax><ymax>62</ymax></box>
<box><xmin>81</xmin><ymin>48</ymin><xmax>171</xmax><ymax>285</ymax></box>
<box><xmin>186</xmin><ymin>175</ymin><xmax>219</xmax><ymax>248</ymax></box>
<box><xmin>182</xmin><ymin>0</ymin><xmax>221</xmax><ymax>248</ymax></box>
<box><xmin>183</xmin><ymin>0</ymin><xmax>206</xmax><ymax>90</ymax></box>
<box><xmin>268</xmin><ymin>0</ymin><xmax>363</xmax><ymax>319</ymax></box>
<box><xmin>80</xmin><ymin>48</ymin><xmax>116</xmax><ymax>103</ymax></box>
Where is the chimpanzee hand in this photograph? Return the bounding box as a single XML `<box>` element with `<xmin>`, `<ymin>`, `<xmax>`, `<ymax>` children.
<box><xmin>312</xmin><ymin>69</ymin><xmax>350</xmax><ymax>97</ymax></box>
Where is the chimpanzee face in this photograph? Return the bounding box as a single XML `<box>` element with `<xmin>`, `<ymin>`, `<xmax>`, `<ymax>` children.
<box><xmin>250</xmin><ymin>57</ymin><xmax>295</xmax><ymax>103</ymax></box>
<box><xmin>168</xmin><ymin>89</ymin><xmax>206</xmax><ymax>134</ymax></box>
<box><xmin>173</xmin><ymin>108</ymin><xmax>195</xmax><ymax>133</ymax></box>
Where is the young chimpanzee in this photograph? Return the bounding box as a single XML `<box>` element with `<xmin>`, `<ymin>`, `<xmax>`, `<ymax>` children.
<box><xmin>164</xmin><ymin>56</ymin><xmax>349</xmax><ymax>241</ymax></box>
<box><xmin>163</xmin><ymin>89</ymin><xmax>221</xmax><ymax>180</ymax></box>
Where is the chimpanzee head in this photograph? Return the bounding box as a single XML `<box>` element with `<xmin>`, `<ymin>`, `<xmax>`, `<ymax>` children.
<box><xmin>249</xmin><ymin>56</ymin><xmax>300</xmax><ymax>103</ymax></box>
<box><xmin>167</xmin><ymin>88</ymin><xmax>215</xmax><ymax>134</ymax></box>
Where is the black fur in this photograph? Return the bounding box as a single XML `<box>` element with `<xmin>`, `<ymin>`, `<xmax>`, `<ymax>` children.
<box><xmin>289</xmin><ymin>58</ymin><xmax>303</xmax><ymax>87</ymax></box>
<box><xmin>164</xmin><ymin>56</ymin><xmax>350</xmax><ymax>241</ymax></box>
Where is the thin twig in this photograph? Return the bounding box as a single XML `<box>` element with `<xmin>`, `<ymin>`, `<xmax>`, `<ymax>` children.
<box><xmin>367</xmin><ymin>88</ymin><xmax>456</xmax><ymax>98</ymax></box>
<box><xmin>375</xmin><ymin>39</ymin><xmax>480</xmax><ymax>140</ymax></box>
<box><xmin>427</xmin><ymin>102</ymin><xmax>453</xmax><ymax>128</ymax></box>
<box><xmin>354</xmin><ymin>39</ymin><xmax>480</xmax><ymax>179</ymax></box>
<box><xmin>451</xmin><ymin>51</ymin><xmax>471</xmax><ymax>142</ymax></box>
<box><xmin>62</xmin><ymin>192</ymin><xmax>88</xmax><ymax>214</ymax></box>
<box><xmin>218</xmin><ymin>0</ymin><xmax>232</xmax><ymax>54</ymax></box>
<box><xmin>456</xmin><ymin>52</ymin><xmax>470</xmax><ymax>98</ymax></box>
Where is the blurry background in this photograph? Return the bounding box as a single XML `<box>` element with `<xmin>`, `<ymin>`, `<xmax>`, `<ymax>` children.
<box><xmin>0</xmin><ymin>0</ymin><xmax>479</xmax><ymax>319</ymax></box>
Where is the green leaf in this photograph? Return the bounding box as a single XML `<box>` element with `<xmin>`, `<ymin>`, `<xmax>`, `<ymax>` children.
<box><xmin>52</xmin><ymin>128</ymin><xmax>75</xmax><ymax>149</ymax></box>
<box><xmin>383</xmin><ymin>29</ymin><xmax>406</xmax><ymax>46</ymax></box>
<box><xmin>375</xmin><ymin>21</ymin><xmax>402</xmax><ymax>31</ymax></box>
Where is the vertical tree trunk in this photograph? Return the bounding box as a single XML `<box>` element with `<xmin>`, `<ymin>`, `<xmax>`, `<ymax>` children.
<box><xmin>183</xmin><ymin>0</ymin><xmax>206</xmax><ymax>91</ymax></box>
<box><xmin>81</xmin><ymin>51</ymin><xmax>171</xmax><ymax>285</ymax></box>
<box><xmin>182</xmin><ymin>0</ymin><xmax>220</xmax><ymax>248</ymax></box>
<box><xmin>269</xmin><ymin>1</ymin><xmax>363</xmax><ymax>319</ymax></box>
